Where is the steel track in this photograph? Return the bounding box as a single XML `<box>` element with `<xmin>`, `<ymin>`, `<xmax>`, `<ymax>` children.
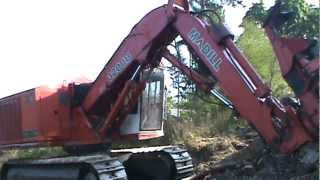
<box><xmin>0</xmin><ymin>146</ymin><xmax>193</xmax><ymax>180</ymax></box>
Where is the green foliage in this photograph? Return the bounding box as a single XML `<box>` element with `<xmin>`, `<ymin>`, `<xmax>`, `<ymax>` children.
<box><xmin>190</xmin><ymin>0</ymin><xmax>243</xmax><ymax>10</ymax></box>
<box><xmin>168</xmin><ymin>91</ymin><xmax>239</xmax><ymax>133</ymax></box>
<box><xmin>189</xmin><ymin>0</ymin><xmax>243</xmax><ymax>23</ymax></box>
<box><xmin>238</xmin><ymin>0</ymin><xmax>319</xmax><ymax>97</ymax></box>
<box><xmin>237</xmin><ymin>21</ymin><xmax>292</xmax><ymax>97</ymax></box>
<box><xmin>278</xmin><ymin>0</ymin><xmax>319</xmax><ymax>39</ymax></box>
<box><xmin>244</xmin><ymin>2</ymin><xmax>266</xmax><ymax>24</ymax></box>
<box><xmin>189</xmin><ymin>0</ymin><xmax>225</xmax><ymax>22</ymax></box>
<box><xmin>244</xmin><ymin>0</ymin><xmax>319</xmax><ymax>39</ymax></box>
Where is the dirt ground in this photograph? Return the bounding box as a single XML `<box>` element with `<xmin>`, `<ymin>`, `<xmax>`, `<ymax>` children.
<box><xmin>186</xmin><ymin>127</ymin><xmax>319</xmax><ymax>180</ymax></box>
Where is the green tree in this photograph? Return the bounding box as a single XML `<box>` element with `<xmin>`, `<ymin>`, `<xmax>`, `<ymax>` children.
<box><xmin>244</xmin><ymin>0</ymin><xmax>319</xmax><ymax>39</ymax></box>
<box><xmin>237</xmin><ymin>0</ymin><xmax>319</xmax><ymax>97</ymax></box>
<box><xmin>236</xmin><ymin>21</ymin><xmax>292</xmax><ymax>97</ymax></box>
<box><xmin>244</xmin><ymin>2</ymin><xmax>266</xmax><ymax>24</ymax></box>
<box><xmin>277</xmin><ymin>0</ymin><xmax>319</xmax><ymax>39</ymax></box>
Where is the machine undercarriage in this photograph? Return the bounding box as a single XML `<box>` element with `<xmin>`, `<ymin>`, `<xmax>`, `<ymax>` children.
<box><xmin>1</xmin><ymin>146</ymin><xmax>193</xmax><ymax>180</ymax></box>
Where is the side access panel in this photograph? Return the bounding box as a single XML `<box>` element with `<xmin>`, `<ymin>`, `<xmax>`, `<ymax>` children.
<box><xmin>0</xmin><ymin>85</ymin><xmax>71</xmax><ymax>149</ymax></box>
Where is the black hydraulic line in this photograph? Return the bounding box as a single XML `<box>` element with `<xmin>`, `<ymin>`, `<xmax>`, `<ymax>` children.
<box><xmin>210</xmin><ymin>89</ymin><xmax>234</xmax><ymax>110</ymax></box>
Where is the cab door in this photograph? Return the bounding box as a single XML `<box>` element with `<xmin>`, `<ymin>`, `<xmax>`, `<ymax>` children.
<box><xmin>140</xmin><ymin>70</ymin><xmax>165</xmax><ymax>131</ymax></box>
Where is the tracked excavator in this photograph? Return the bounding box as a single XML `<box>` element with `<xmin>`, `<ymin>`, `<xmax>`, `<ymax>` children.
<box><xmin>0</xmin><ymin>0</ymin><xmax>318</xmax><ymax>179</ymax></box>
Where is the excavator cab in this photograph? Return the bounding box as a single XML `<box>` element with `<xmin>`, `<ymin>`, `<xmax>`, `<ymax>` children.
<box><xmin>120</xmin><ymin>68</ymin><xmax>167</xmax><ymax>139</ymax></box>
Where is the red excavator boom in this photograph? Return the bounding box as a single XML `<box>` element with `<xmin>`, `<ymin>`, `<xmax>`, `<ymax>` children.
<box><xmin>263</xmin><ymin>1</ymin><xmax>319</xmax><ymax>138</ymax></box>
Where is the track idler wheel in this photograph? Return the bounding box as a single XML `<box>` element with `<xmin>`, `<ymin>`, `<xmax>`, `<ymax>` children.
<box><xmin>83</xmin><ymin>172</ymin><xmax>98</xmax><ymax>180</ymax></box>
<box><xmin>124</xmin><ymin>151</ymin><xmax>176</xmax><ymax>180</ymax></box>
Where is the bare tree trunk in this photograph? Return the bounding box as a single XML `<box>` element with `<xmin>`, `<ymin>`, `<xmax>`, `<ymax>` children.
<box><xmin>268</xmin><ymin>57</ymin><xmax>277</xmax><ymax>89</ymax></box>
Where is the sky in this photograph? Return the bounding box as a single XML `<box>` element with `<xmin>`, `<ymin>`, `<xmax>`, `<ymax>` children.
<box><xmin>0</xmin><ymin>0</ymin><xmax>318</xmax><ymax>98</ymax></box>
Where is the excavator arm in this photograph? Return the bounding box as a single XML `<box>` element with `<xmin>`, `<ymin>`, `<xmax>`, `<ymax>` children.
<box><xmin>169</xmin><ymin>8</ymin><xmax>312</xmax><ymax>153</ymax></box>
<box><xmin>79</xmin><ymin>0</ymin><xmax>313</xmax><ymax>153</ymax></box>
